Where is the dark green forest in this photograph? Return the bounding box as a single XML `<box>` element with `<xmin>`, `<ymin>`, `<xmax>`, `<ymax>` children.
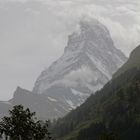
<box><xmin>51</xmin><ymin>45</ymin><xmax>140</xmax><ymax>140</ymax></box>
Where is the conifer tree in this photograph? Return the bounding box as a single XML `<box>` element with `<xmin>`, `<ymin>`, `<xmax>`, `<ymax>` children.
<box><xmin>0</xmin><ymin>105</ymin><xmax>52</xmax><ymax>140</ymax></box>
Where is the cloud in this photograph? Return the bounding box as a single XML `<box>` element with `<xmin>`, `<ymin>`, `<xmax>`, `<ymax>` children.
<box><xmin>33</xmin><ymin>0</ymin><xmax>140</xmax><ymax>55</ymax></box>
<box><xmin>65</xmin><ymin>66</ymin><xmax>96</xmax><ymax>83</ymax></box>
<box><xmin>0</xmin><ymin>0</ymin><xmax>140</xmax><ymax>100</ymax></box>
<box><xmin>45</xmin><ymin>66</ymin><xmax>98</xmax><ymax>89</ymax></box>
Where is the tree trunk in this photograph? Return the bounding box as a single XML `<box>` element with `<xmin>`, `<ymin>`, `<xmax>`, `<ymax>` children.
<box><xmin>5</xmin><ymin>135</ymin><xmax>7</xmax><ymax>140</ymax></box>
<box><xmin>19</xmin><ymin>135</ymin><xmax>22</xmax><ymax>140</ymax></box>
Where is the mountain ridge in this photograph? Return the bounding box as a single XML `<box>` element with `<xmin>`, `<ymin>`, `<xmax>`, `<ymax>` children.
<box><xmin>32</xmin><ymin>19</ymin><xmax>126</xmax><ymax>118</ymax></box>
<box><xmin>114</xmin><ymin>45</ymin><xmax>140</xmax><ymax>77</ymax></box>
<box><xmin>0</xmin><ymin>18</ymin><xmax>127</xmax><ymax>119</ymax></box>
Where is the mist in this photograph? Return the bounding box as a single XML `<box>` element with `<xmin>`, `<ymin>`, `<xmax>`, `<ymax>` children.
<box><xmin>0</xmin><ymin>0</ymin><xmax>140</xmax><ymax>100</ymax></box>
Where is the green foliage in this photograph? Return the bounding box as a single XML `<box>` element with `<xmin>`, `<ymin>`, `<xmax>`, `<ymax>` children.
<box><xmin>0</xmin><ymin>105</ymin><xmax>52</xmax><ymax>140</ymax></box>
<box><xmin>77</xmin><ymin>122</ymin><xmax>106</xmax><ymax>140</ymax></box>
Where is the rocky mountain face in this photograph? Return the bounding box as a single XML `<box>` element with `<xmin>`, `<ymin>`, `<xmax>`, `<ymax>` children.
<box><xmin>32</xmin><ymin>19</ymin><xmax>127</xmax><ymax>118</ymax></box>
<box><xmin>0</xmin><ymin>19</ymin><xmax>127</xmax><ymax>119</ymax></box>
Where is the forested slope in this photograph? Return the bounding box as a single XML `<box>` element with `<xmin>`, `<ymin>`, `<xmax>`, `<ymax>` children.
<box><xmin>52</xmin><ymin>45</ymin><xmax>140</xmax><ymax>140</ymax></box>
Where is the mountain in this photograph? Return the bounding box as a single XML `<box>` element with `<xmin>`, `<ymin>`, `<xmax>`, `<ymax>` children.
<box><xmin>32</xmin><ymin>19</ymin><xmax>126</xmax><ymax>117</ymax></box>
<box><xmin>52</xmin><ymin>45</ymin><xmax>140</xmax><ymax>140</ymax></box>
<box><xmin>0</xmin><ymin>86</ymin><xmax>69</xmax><ymax>120</ymax></box>
<box><xmin>0</xmin><ymin>18</ymin><xmax>126</xmax><ymax>119</ymax></box>
<box><xmin>10</xmin><ymin>87</ymin><xmax>68</xmax><ymax>120</ymax></box>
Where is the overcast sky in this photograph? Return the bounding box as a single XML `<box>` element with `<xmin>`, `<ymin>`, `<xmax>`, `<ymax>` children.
<box><xmin>0</xmin><ymin>0</ymin><xmax>140</xmax><ymax>100</ymax></box>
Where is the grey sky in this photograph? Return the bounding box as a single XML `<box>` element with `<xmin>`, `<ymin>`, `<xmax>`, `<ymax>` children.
<box><xmin>0</xmin><ymin>0</ymin><xmax>140</xmax><ymax>100</ymax></box>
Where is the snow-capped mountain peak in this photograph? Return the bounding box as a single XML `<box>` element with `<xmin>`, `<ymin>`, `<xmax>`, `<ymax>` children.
<box><xmin>31</xmin><ymin>18</ymin><xmax>127</xmax><ymax>118</ymax></box>
<box><xmin>65</xmin><ymin>19</ymin><xmax>110</xmax><ymax>53</ymax></box>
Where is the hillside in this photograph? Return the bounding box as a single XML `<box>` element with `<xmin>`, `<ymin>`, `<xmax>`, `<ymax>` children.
<box><xmin>52</xmin><ymin>45</ymin><xmax>140</xmax><ymax>140</ymax></box>
<box><xmin>114</xmin><ymin>45</ymin><xmax>140</xmax><ymax>77</ymax></box>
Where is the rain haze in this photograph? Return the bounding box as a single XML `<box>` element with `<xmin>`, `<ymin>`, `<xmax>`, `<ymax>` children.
<box><xmin>0</xmin><ymin>0</ymin><xmax>140</xmax><ymax>100</ymax></box>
